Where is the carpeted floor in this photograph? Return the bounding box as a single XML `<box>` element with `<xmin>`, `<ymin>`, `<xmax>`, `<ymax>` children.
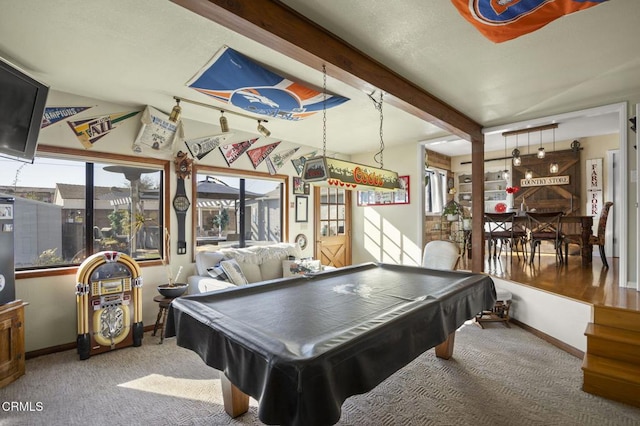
<box><xmin>1</xmin><ymin>323</ymin><xmax>639</xmax><ymax>426</ymax></box>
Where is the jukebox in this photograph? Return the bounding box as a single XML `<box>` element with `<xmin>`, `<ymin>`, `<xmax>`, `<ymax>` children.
<box><xmin>75</xmin><ymin>251</ymin><xmax>143</xmax><ymax>360</ymax></box>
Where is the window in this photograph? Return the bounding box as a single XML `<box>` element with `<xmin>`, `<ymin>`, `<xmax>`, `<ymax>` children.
<box><xmin>1</xmin><ymin>148</ymin><xmax>167</xmax><ymax>270</ymax></box>
<box><xmin>424</xmin><ymin>167</ymin><xmax>448</xmax><ymax>215</ymax></box>
<box><xmin>193</xmin><ymin>169</ymin><xmax>285</xmax><ymax>252</ymax></box>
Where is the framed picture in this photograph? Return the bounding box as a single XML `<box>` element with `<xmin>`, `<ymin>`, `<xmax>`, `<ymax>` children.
<box><xmin>295</xmin><ymin>196</ymin><xmax>308</xmax><ymax>222</ymax></box>
<box><xmin>293</xmin><ymin>177</ymin><xmax>305</xmax><ymax>195</ymax></box>
<box><xmin>357</xmin><ymin>175</ymin><xmax>410</xmax><ymax>206</ymax></box>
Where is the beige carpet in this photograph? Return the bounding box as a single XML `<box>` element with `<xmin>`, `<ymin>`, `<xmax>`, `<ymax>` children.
<box><xmin>1</xmin><ymin>323</ymin><xmax>639</xmax><ymax>426</ymax></box>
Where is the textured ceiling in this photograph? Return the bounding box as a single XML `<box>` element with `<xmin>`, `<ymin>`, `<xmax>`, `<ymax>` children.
<box><xmin>0</xmin><ymin>0</ymin><xmax>637</xmax><ymax>157</ymax></box>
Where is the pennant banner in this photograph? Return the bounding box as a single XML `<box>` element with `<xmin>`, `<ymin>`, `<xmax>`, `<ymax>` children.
<box><xmin>247</xmin><ymin>141</ymin><xmax>281</xmax><ymax>169</ymax></box>
<box><xmin>220</xmin><ymin>138</ymin><xmax>258</xmax><ymax>166</ymax></box>
<box><xmin>41</xmin><ymin>106</ymin><xmax>92</xmax><ymax>129</ymax></box>
<box><xmin>188</xmin><ymin>46</ymin><xmax>349</xmax><ymax>121</ymax></box>
<box><xmin>184</xmin><ymin>133</ymin><xmax>232</xmax><ymax>160</ymax></box>
<box><xmin>132</xmin><ymin>106</ymin><xmax>181</xmax><ymax>155</ymax></box>
<box><xmin>266</xmin><ymin>147</ymin><xmax>300</xmax><ymax>175</ymax></box>
<box><xmin>450</xmin><ymin>0</ymin><xmax>608</xmax><ymax>43</ymax></box>
<box><xmin>291</xmin><ymin>151</ymin><xmax>317</xmax><ymax>176</ymax></box>
<box><xmin>67</xmin><ymin>111</ymin><xmax>139</xmax><ymax>148</ymax></box>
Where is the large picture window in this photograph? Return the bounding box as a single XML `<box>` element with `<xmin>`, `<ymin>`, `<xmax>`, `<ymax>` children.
<box><xmin>0</xmin><ymin>146</ymin><xmax>167</xmax><ymax>271</ymax></box>
<box><xmin>193</xmin><ymin>168</ymin><xmax>286</xmax><ymax>252</ymax></box>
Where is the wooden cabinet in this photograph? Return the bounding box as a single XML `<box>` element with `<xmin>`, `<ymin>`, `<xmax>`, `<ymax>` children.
<box><xmin>0</xmin><ymin>300</ymin><xmax>27</xmax><ymax>388</ymax></box>
<box><xmin>457</xmin><ymin>171</ymin><xmax>508</xmax><ymax>213</ymax></box>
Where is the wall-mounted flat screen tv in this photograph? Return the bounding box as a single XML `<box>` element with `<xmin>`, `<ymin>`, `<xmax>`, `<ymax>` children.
<box><xmin>0</xmin><ymin>57</ymin><xmax>49</xmax><ymax>162</ymax></box>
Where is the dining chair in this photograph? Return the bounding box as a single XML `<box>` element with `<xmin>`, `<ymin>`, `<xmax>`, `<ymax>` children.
<box><xmin>526</xmin><ymin>211</ymin><xmax>564</xmax><ymax>265</ymax></box>
<box><xmin>563</xmin><ymin>201</ymin><xmax>613</xmax><ymax>268</ymax></box>
<box><xmin>484</xmin><ymin>212</ymin><xmax>518</xmax><ymax>260</ymax></box>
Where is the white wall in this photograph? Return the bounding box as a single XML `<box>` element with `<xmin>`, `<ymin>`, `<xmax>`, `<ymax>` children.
<box><xmin>350</xmin><ymin>142</ymin><xmax>423</xmax><ymax>266</ymax></box>
<box><xmin>15</xmin><ymin>90</ymin><xmax>318</xmax><ymax>351</ymax></box>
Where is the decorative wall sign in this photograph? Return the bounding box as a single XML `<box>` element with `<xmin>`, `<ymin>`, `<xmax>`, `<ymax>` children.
<box><xmin>67</xmin><ymin>111</ymin><xmax>139</xmax><ymax>148</ymax></box>
<box><xmin>132</xmin><ymin>105</ymin><xmax>180</xmax><ymax>154</ymax></box>
<box><xmin>292</xmin><ymin>177</ymin><xmax>310</xmax><ymax>195</ymax></box>
<box><xmin>357</xmin><ymin>175</ymin><xmax>410</xmax><ymax>206</ymax></box>
<box><xmin>188</xmin><ymin>46</ymin><xmax>349</xmax><ymax>120</ymax></box>
<box><xmin>41</xmin><ymin>106</ymin><xmax>92</xmax><ymax>129</ymax></box>
<box><xmin>586</xmin><ymin>158</ymin><xmax>603</xmax><ymax>216</ymax></box>
<box><xmin>219</xmin><ymin>138</ymin><xmax>258</xmax><ymax>166</ymax></box>
<box><xmin>520</xmin><ymin>175</ymin><xmax>570</xmax><ymax>187</ymax></box>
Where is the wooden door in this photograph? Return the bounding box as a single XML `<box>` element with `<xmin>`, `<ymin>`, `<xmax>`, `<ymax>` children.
<box><xmin>314</xmin><ymin>187</ymin><xmax>351</xmax><ymax>267</ymax></box>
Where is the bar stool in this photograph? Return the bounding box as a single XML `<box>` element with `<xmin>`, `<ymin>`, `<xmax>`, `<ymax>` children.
<box><xmin>152</xmin><ymin>295</ymin><xmax>175</xmax><ymax>344</ymax></box>
<box><xmin>475</xmin><ymin>287</ymin><xmax>512</xmax><ymax>328</ymax></box>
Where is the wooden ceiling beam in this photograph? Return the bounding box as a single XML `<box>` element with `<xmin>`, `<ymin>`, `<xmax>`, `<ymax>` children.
<box><xmin>171</xmin><ymin>0</ymin><xmax>484</xmax><ymax>142</ymax></box>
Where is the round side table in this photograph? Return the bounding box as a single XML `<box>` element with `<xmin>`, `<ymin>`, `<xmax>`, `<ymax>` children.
<box><xmin>152</xmin><ymin>295</ymin><xmax>176</xmax><ymax>344</ymax></box>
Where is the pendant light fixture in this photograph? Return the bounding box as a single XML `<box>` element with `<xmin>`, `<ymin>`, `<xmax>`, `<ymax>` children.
<box><xmin>219</xmin><ymin>111</ymin><xmax>229</xmax><ymax>132</ymax></box>
<box><xmin>512</xmin><ymin>134</ymin><xmax>521</xmax><ymax>166</ymax></box>
<box><xmin>537</xmin><ymin>129</ymin><xmax>546</xmax><ymax>159</ymax></box>
<box><xmin>502</xmin><ymin>135</ymin><xmax>509</xmax><ymax>181</ymax></box>
<box><xmin>302</xmin><ymin>64</ymin><xmax>401</xmax><ymax>191</ymax></box>
<box><xmin>169</xmin><ymin>98</ymin><xmax>181</xmax><ymax>123</ymax></box>
<box><xmin>549</xmin><ymin>127</ymin><xmax>559</xmax><ymax>174</ymax></box>
<box><xmin>257</xmin><ymin>120</ymin><xmax>271</xmax><ymax>137</ymax></box>
<box><xmin>525</xmin><ymin>132</ymin><xmax>533</xmax><ymax>179</ymax></box>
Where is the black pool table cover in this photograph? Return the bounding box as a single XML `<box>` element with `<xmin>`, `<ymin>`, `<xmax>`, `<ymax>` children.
<box><xmin>166</xmin><ymin>262</ymin><xmax>496</xmax><ymax>425</ymax></box>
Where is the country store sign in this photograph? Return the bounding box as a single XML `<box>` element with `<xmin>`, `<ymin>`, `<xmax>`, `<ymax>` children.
<box><xmin>520</xmin><ymin>175</ymin><xmax>569</xmax><ymax>187</ymax></box>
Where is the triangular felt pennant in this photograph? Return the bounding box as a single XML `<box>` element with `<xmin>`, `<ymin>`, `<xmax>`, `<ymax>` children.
<box><xmin>67</xmin><ymin>111</ymin><xmax>139</xmax><ymax>148</ymax></box>
<box><xmin>41</xmin><ymin>106</ymin><xmax>92</xmax><ymax>129</ymax></box>
<box><xmin>266</xmin><ymin>147</ymin><xmax>300</xmax><ymax>175</ymax></box>
<box><xmin>184</xmin><ymin>133</ymin><xmax>232</xmax><ymax>160</ymax></box>
<box><xmin>247</xmin><ymin>141</ymin><xmax>281</xmax><ymax>169</ymax></box>
<box><xmin>291</xmin><ymin>151</ymin><xmax>318</xmax><ymax>176</ymax></box>
<box><xmin>219</xmin><ymin>138</ymin><xmax>258</xmax><ymax>166</ymax></box>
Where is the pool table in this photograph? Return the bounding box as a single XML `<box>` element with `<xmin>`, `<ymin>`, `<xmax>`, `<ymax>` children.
<box><xmin>166</xmin><ymin>262</ymin><xmax>496</xmax><ymax>425</ymax></box>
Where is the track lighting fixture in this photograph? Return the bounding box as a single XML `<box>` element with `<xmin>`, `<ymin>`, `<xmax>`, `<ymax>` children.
<box><xmin>219</xmin><ymin>111</ymin><xmax>229</xmax><ymax>132</ymax></box>
<box><xmin>169</xmin><ymin>98</ymin><xmax>181</xmax><ymax>123</ymax></box>
<box><xmin>257</xmin><ymin>120</ymin><xmax>271</xmax><ymax>137</ymax></box>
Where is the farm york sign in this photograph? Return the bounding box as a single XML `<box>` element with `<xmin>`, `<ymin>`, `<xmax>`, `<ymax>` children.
<box><xmin>520</xmin><ymin>175</ymin><xmax>569</xmax><ymax>187</ymax></box>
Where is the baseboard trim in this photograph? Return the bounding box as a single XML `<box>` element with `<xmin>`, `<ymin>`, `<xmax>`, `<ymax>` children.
<box><xmin>25</xmin><ymin>325</ymin><xmax>158</xmax><ymax>359</ymax></box>
<box><xmin>511</xmin><ymin>318</ymin><xmax>584</xmax><ymax>359</ymax></box>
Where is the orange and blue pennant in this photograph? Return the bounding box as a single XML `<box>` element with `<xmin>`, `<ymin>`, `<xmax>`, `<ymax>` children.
<box><xmin>188</xmin><ymin>46</ymin><xmax>349</xmax><ymax>121</ymax></box>
<box><xmin>451</xmin><ymin>0</ymin><xmax>609</xmax><ymax>43</ymax></box>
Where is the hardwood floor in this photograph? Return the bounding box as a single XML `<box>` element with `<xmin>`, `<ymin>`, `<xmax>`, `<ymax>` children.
<box><xmin>459</xmin><ymin>248</ymin><xmax>639</xmax><ymax>311</ymax></box>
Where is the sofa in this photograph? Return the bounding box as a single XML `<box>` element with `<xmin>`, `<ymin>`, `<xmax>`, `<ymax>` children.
<box><xmin>187</xmin><ymin>242</ymin><xmax>322</xmax><ymax>294</ymax></box>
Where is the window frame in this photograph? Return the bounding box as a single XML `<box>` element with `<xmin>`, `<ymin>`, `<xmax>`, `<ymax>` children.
<box><xmin>191</xmin><ymin>165</ymin><xmax>289</xmax><ymax>259</ymax></box>
<box><xmin>15</xmin><ymin>144</ymin><xmax>170</xmax><ymax>279</ymax></box>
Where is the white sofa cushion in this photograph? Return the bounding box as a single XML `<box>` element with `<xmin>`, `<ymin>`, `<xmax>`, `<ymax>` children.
<box><xmin>196</xmin><ymin>251</ymin><xmax>226</xmax><ymax>276</ymax></box>
<box><xmin>237</xmin><ymin>261</ymin><xmax>263</xmax><ymax>283</ymax></box>
<box><xmin>260</xmin><ymin>258</ymin><xmax>284</xmax><ymax>281</ymax></box>
<box><xmin>220</xmin><ymin>259</ymin><xmax>249</xmax><ymax>285</ymax></box>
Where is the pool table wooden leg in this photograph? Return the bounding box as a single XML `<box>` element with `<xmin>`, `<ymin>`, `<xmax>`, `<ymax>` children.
<box><xmin>221</xmin><ymin>374</ymin><xmax>249</xmax><ymax>418</ymax></box>
<box><xmin>434</xmin><ymin>332</ymin><xmax>455</xmax><ymax>360</ymax></box>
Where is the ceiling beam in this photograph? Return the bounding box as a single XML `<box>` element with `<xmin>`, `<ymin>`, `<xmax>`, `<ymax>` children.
<box><xmin>171</xmin><ymin>0</ymin><xmax>484</xmax><ymax>142</ymax></box>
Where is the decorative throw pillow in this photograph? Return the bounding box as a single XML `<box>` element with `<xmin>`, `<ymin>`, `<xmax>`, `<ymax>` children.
<box><xmin>282</xmin><ymin>259</ymin><xmax>322</xmax><ymax>277</ymax></box>
<box><xmin>206</xmin><ymin>263</ymin><xmax>230</xmax><ymax>282</ymax></box>
<box><xmin>236</xmin><ymin>261</ymin><xmax>263</xmax><ymax>283</ymax></box>
<box><xmin>220</xmin><ymin>259</ymin><xmax>249</xmax><ymax>285</ymax></box>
